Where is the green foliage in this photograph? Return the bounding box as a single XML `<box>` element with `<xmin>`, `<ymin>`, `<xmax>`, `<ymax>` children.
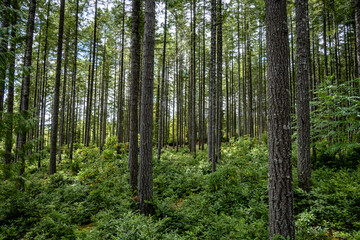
<box><xmin>311</xmin><ymin>78</ymin><xmax>360</xmax><ymax>168</ymax></box>
<box><xmin>1</xmin><ymin>137</ymin><xmax>360</xmax><ymax>239</ymax></box>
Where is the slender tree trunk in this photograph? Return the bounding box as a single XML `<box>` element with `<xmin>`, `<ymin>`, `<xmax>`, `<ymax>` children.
<box><xmin>266</xmin><ymin>0</ymin><xmax>295</xmax><ymax>238</ymax></box>
<box><xmin>157</xmin><ymin>1</ymin><xmax>167</xmax><ymax>159</ymax></box>
<box><xmin>85</xmin><ymin>0</ymin><xmax>97</xmax><ymax>147</ymax></box>
<box><xmin>0</xmin><ymin>0</ymin><xmax>10</xmax><ymax>115</ymax></box>
<box><xmin>209</xmin><ymin>0</ymin><xmax>217</xmax><ymax>172</ymax></box>
<box><xmin>296</xmin><ymin>0</ymin><xmax>312</xmax><ymax>192</ymax></box>
<box><xmin>117</xmin><ymin>0</ymin><xmax>125</xmax><ymax>146</ymax></box>
<box><xmin>129</xmin><ymin>0</ymin><xmax>142</xmax><ymax>192</ymax></box>
<box><xmin>58</xmin><ymin>31</ymin><xmax>70</xmax><ymax>162</ymax></box>
<box><xmin>16</xmin><ymin>0</ymin><xmax>37</xmax><ymax>187</ymax></box>
<box><xmin>355</xmin><ymin>0</ymin><xmax>360</xmax><ymax>77</ymax></box>
<box><xmin>49</xmin><ymin>0</ymin><xmax>66</xmax><ymax>175</ymax></box>
<box><xmin>237</xmin><ymin>1</ymin><xmax>242</xmax><ymax>137</ymax></box>
<box><xmin>323</xmin><ymin>0</ymin><xmax>328</xmax><ymax>77</ymax></box>
<box><xmin>258</xmin><ymin>26</ymin><xmax>263</xmax><ymax>142</ymax></box>
<box><xmin>139</xmin><ymin>0</ymin><xmax>155</xmax><ymax>216</ymax></box>
<box><xmin>70</xmin><ymin>0</ymin><xmax>79</xmax><ymax>160</ymax></box>
<box><xmin>247</xmin><ymin>8</ymin><xmax>253</xmax><ymax>138</ymax></box>
<box><xmin>216</xmin><ymin>0</ymin><xmax>222</xmax><ymax>161</ymax></box>
<box><xmin>4</xmin><ymin>0</ymin><xmax>18</xmax><ymax>167</ymax></box>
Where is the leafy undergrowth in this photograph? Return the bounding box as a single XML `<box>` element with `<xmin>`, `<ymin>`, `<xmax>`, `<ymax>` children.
<box><xmin>1</xmin><ymin>136</ymin><xmax>360</xmax><ymax>239</ymax></box>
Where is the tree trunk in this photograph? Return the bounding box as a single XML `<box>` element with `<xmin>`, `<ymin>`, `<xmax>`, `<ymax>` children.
<box><xmin>139</xmin><ymin>0</ymin><xmax>155</xmax><ymax>216</ymax></box>
<box><xmin>209</xmin><ymin>0</ymin><xmax>217</xmax><ymax>172</ymax></box>
<box><xmin>296</xmin><ymin>0</ymin><xmax>312</xmax><ymax>192</ymax></box>
<box><xmin>355</xmin><ymin>0</ymin><xmax>360</xmax><ymax>77</ymax></box>
<box><xmin>266</xmin><ymin>0</ymin><xmax>295</xmax><ymax>238</ymax></box>
<box><xmin>49</xmin><ymin>0</ymin><xmax>66</xmax><ymax>175</ymax></box>
<box><xmin>70</xmin><ymin>0</ymin><xmax>79</xmax><ymax>160</ymax></box>
<box><xmin>216</xmin><ymin>0</ymin><xmax>222</xmax><ymax>161</ymax></box>
<box><xmin>16</xmin><ymin>0</ymin><xmax>37</xmax><ymax>187</ymax></box>
<box><xmin>58</xmin><ymin>31</ymin><xmax>70</xmax><ymax>162</ymax></box>
<box><xmin>157</xmin><ymin>1</ymin><xmax>167</xmax><ymax>159</ymax></box>
<box><xmin>0</xmin><ymin>0</ymin><xmax>10</xmax><ymax>115</ymax></box>
<box><xmin>129</xmin><ymin>0</ymin><xmax>142</xmax><ymax>192</ymax></box>
<box><xmin>4</xmin><ymin>0</ymin><xmax>19</xmax><ymax>176</ymax></box>
<box><xmin>117</xmin><ymin>0</ymin><xmax>125</xmax><ymax>146</ymax></box>
<box><xmin>85</xmin><ymin>0</ymin><xmax>97</xmax><ymax>147</ymax></box>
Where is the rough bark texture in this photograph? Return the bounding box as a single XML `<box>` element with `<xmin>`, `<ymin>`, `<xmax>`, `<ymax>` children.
<box><xmin>49</xmin><ymin>0</ymin><xmax>66</xmax><ymax>175</ymax></box>
<box><xmin>129</xmin><ymin>0</ymin><xmax>142</xmax><ymax>192</ymax></box>
<box><xmin>296</xmin><ymin>0</ymin><xmax>312</xmax><ymax>192</ymax></box>
<box><xmin>209</xmin><ymin>0</ymin><xmax>216</xmax><ymax>172</ymax></box>
<box><xmin>266</xmin><ymin>0</ymin><xmax>295</xmax><ymax>239</ymax></box>
<box><xmin>355</xmin><ymin>0</ymin><xmax>360</xmax><ymax>77</ymax></box>
<box><xmin>16</xmin><ymin>0</ymin><xmax>37</xmax><ymax>184</ymax></box>
<box><xmin>139</xmin><ymin>0</ymin><xmax>155</xmax><ymax>216</ymax></box>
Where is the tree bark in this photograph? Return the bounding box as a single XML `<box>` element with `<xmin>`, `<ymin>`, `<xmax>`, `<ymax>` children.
<box><xmin>49</xmin><ymin>0</ymin><xmax>66</xmax><ymax>175</ymax></box>
<box><xmin>139</xmin><ymin>0</ymin><xmax>155</xmax><ymax>216</ymax></box>
<box><xmin>209</xmin><ymin>0</ymin><xmax>217</xmax><ymax>172</ymax></box>
<box><xmin>70</xmin><ymin>0</ymin><xmax>79</xmax><ymax>160</ymax></box>
<box><xmin>296</xmin><ymin>0</ymin><xmax>312</xmax><ymax>192</ymax></box>
<box><xmin>129</xmin><ymin>0</ymin><xmax>142</xmax><ymax>192</ymax></box>
<box><xmin>157</xmin><ymin>1</ymin><xmax>167</xmax><ymax>159</ymax></box>
<box><xmin>216</xmin><ymin>0</ymin><xmax>222</xmax><ymax>161</ymax></box>
<box><xmin>266</xmin><ymin>0</ymin><xmax>295</xmax><ymax>238</ymax></box>
<box><xmin>16</xmin><ymin>0</ymin><xmax>37</xmax><ymax>186</ymax></box>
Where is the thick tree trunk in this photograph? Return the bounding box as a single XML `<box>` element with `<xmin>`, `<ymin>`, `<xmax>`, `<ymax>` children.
<box><xmin>139</xmin><ymin>0</ymin><xmax>155</xmax><ymax>216</ymax></box>
<box><xmin>266</xmin><ymin>0</ymin><xmax>295</xmax><ymax>238</ymax></box>
<box><xmin>296</xmin><ymin>0</ymin><xmax>312</xmax><ymax>192</ymax></box>
<box><xmin>129</xmin><ymin>0</ymin><xmax>142</xmax><ymax>192</ymax></box>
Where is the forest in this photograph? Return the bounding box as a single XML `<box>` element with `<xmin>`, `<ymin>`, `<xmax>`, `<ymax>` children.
<box><xmin>0</xmin><ymin>0</ymin><xmax>360</xmax><ymax>239</ymax></box>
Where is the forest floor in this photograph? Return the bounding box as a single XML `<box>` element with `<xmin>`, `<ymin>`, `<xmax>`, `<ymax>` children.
<box><xmin>1</xmin><ymin>136</ymin><xmax>360</xmax><ymax>239</ymax></box>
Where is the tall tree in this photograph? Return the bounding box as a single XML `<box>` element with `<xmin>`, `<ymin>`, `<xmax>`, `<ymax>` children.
<box><xmin>117</xmin><ymin>0</ymin><xmax>125</xmax><ymax>146</ymax></box>
<box><xmin>216</xmin><ymin>0</ymin><xmax>222</xmax><ymax>161</ymax></box>
<box><xmin>188</xmin><ymin>0</ymin><xmax>196</xmax><ymax>154</ymax></box>
<box><xmin>296</xmin><ymin>0</ymin><xmax>311</xmax><ymax>192</ymax></box>
<box><xmin>16</xmin><ymin>0</ymin><xmax>37</xmax><ymax>187</ymax></box>
<box><xmin>49</xmin><ymin>0</ymin><xmax>66</xmax><ymax>175</ymax></box>
<box><xmin>69</xmin><ymin>0</ymin><xmax>80</xmax><ymax>160</ymax></box>
<box><xmin>157</xmin><ymin>1</ymin><xmax>167</xmax><ymax>160</ymax></box>
<box><xmin>266</xmin><ymin>0</ymin><xmax>295</xmax><ymax>238</ymax></box>
<box><xmin>85</xmin><ymin>0</ymin><xmax>98</xmax><ymax>147</ymax></box>
<box><xmin>4</xmin><ymin>0</ymin><xmax>19</xmax><ymax>174</ymax></box>
<box><xmin>129</xmin><ymin>0</ymin><xmax>142</xmax><ymax>192</ymax></box>
<box><xmin>209</xmin><ymin>0</ymin><xmax>217</xmax><ymax>172</ymax></box>
<box><xmin>139</xmin><ymin>0</ymin><xmax>155</xmax><ymax>216</ymax></box>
